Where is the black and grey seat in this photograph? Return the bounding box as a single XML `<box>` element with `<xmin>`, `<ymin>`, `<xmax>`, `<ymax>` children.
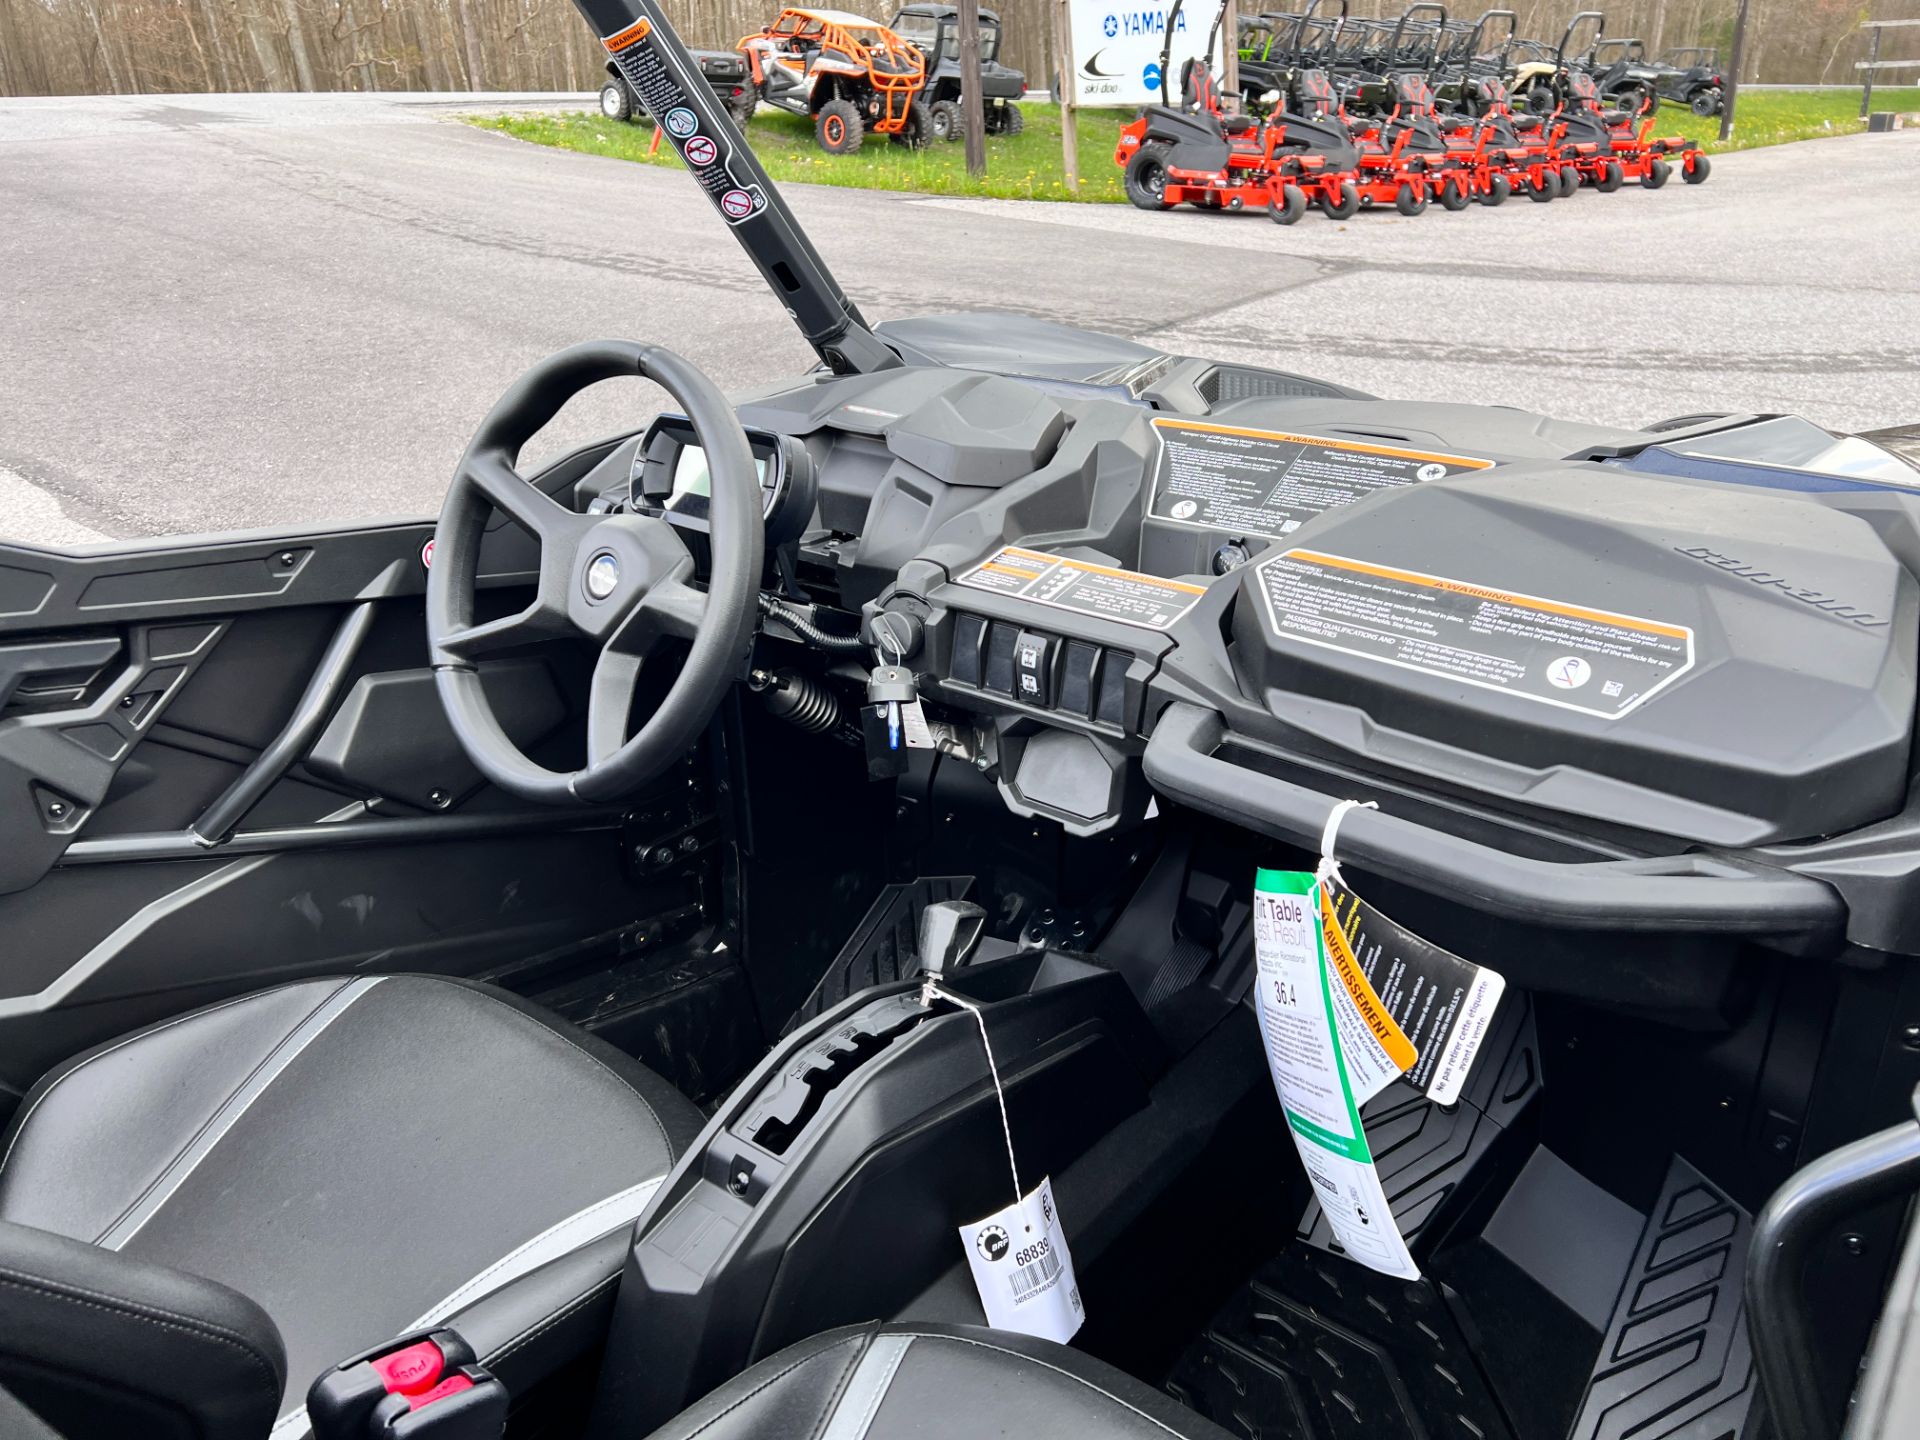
<box><xmin>643</xmin><ymin>1323</ymin><xmax>1233</xmax><ymax>1440</ymax></box>
<box><xmin>0</xmin><ymin>974</ymin><xmax>705</xmax><ymax>1440</ymax></box>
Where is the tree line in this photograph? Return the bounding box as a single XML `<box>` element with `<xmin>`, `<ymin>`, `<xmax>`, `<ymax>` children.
<box><xmin>1</xmin><ymin>0</ymin><xmax>1910</xmax><ymax>99</ymax></box>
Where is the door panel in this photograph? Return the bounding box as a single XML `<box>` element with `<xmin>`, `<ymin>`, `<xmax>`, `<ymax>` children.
<box><xmin>0</xmin><ymin>439</ymin><xmax>711</xmax><ymax>1119</ymax></box>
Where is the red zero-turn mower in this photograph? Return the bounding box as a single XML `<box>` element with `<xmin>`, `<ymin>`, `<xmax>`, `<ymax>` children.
<box><xmin>1334</xmin><ymin>4</ymin><xmax>1482</xmax><ymax>216</ymax></box>
<box><xmin>1436</xmin><ymin>9</ymin><xmax>1567</xmax><ymax>204</ymax></box>
<box><xmin>1545</xmin><ymin>11</ymin><xmax>1711</xmax><ymax>190</ymax></box>
<box><xmin>1114</xmin><ymin>0</ymin><xmax>1356</xmax><ymax>225</ymax></box>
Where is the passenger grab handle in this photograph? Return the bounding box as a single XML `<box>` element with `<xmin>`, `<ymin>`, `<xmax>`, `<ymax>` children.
<box><xmin>1140</xmin><ymin>702</ymin><xmax>1845</xmax><ymax>944</ymax></box>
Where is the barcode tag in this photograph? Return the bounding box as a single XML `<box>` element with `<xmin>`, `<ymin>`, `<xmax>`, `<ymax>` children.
<box><xmin>901</xmin><ymin>698</ymin><xmax>936</xmax><ymax>749</ymax></box>
<box><xmin>960</xmin><ymin>1176</ymin><xmax>1084</xmax><ymax>1344</ymax></box>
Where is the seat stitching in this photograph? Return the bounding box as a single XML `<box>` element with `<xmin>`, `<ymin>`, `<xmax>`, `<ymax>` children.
<box><xmin>416</xmin><ymin>1182</ymin><xmax>659</xmax><ymax>1322</ymax></box>
<box><xmin>890</xmin><ymin>1332</ymin><xmax>1192</xmax><ymax>1438</ymax></box>
<box><xmin>89</xmin><ymin>980</ymin><xmax>356</xmax><ymax>1245</ymax></box>
<box><xmin>803</xmin><ymin>1326</ymin><xmax>876</xmax><ymax>1440</ymax></box>
<box><xmin>673</xmin><ymin>1333</ymin><xmax>871</xmax><ymax>1440</ymax></box>
<box><xmin>0</xmin><ymin>988</ymin><xmax>270</xmax><ymax>1178</ymax></box>
<box><xmin>0</xmin><ymin>1269</ymin><xmax>282</xmax><ymax>1402</ymax></box>
<box><xmin>436</xmin><ymin>981</ymin><xmax>674</xmax><ymax>1162</ymax></box>
<box><xmin>482</xmin><ymin>1272</ymin><xmax>618</xmax><ymax>1367</ymax></box>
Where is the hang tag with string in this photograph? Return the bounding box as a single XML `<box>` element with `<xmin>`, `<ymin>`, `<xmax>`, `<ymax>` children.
<box><xmin>927</xmin><ymin>980</ymin><xmax>1085</xmax><ymax>1343</ymax></box>
<box><xmin>1253</xmin><ymin>798</ymin><xmax>1500</xmax><ymax>1282</ymax></box>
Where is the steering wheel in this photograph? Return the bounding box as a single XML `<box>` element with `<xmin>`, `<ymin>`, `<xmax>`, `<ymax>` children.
<box><xmin>427</xmin><ymin>341</ymin><xmax>764</xmax><ymax>805</ymax></box>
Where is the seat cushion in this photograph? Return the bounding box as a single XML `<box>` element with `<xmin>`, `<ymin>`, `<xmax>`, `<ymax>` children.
<box><xmin>644</xmin><ymin>1323</ymin><xmax>1234</xmax><ymax>1440</ymax></box>
<box><xmin>0</xmin><ymin>974</ymin><xmax>705</xmax><ymax>1434</ymax></box>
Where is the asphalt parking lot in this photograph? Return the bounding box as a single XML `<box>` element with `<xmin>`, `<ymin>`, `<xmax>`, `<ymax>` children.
<box><xmin>2</xmin><ymin>91</ymin><xmax>1916</xmax><ymax>547</ymax></box>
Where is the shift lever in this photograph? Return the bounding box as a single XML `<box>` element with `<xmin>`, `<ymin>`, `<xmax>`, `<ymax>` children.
<box><xmin>918</xmin><ymin>900</ymin><xmax>987</xmax><ymax>987</ymax></box>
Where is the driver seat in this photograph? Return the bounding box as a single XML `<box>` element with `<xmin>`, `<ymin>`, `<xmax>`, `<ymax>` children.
<box><xmin>0</xmin><ymin>973</ymin><xmax>706</xmax><ymax>1440</ymax></box>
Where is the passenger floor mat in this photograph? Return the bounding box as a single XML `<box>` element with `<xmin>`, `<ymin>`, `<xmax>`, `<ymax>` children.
<box><xmin>1567</xmin><ymin>1157</ymin><xmax>1755</xmax><ymax>1440</ymax></box>
<box><xmin>1165</xmin><ymin>1243</ymin><xmax>1515</xmax><ymax>1440</ymax></box>
<box><xmin>1298</xmin><ymin>991</ymin><xmax>1541</xmax><ymax>1253</ymax></box>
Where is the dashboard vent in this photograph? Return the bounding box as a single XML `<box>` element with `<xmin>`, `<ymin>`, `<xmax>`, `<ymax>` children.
<box><xmin>1198</xmin><ymin>365</ymin><xmax>1349</xmax><ymax>406</ymax></box>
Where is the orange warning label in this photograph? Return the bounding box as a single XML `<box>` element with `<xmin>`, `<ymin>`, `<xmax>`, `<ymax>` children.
<box><xmin>1320</xmin><ymin>899</ymin><xmax>1417</xmax><ymax>1074</ymax></box>
<box><xmin>604</xmin><ymin>17</ymin><xmax>652</xmax><ymax>51</ymax></box>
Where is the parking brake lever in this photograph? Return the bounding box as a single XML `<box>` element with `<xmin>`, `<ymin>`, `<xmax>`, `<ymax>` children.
<box><xmin>919</xmin><ymin>900</ymin><xmax>987</xmax><ymax>988</ymax></box>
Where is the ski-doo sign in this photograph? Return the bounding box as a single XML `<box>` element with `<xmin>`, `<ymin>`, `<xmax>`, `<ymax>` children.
<box><xmin>1068</xmin><ymin>0</ymin><xmax>1209</xmax><ymax>106</ymax></box>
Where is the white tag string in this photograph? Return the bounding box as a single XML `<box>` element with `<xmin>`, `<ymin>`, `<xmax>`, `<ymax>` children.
<box><xmin>1315</xmin><ymin>798</ymin><xmax>1378</xmax><ymax>890</ymax></box>
<box><xmin>925</xmin><ymin>981</ymin><xmax>1025</xmax><ymax>1218</ymax></box>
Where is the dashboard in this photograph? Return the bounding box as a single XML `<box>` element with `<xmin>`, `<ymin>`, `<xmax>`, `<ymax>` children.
<box><xmin>561</xmin><ymin>331</ymin><xmax>1920</xmax><ymax>960</ymax></box>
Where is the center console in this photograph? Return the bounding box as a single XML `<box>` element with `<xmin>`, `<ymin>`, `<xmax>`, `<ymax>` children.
<box><xmin>587</xmin><ymin>915</ymin><xmax>1164</xmax><ymax>1432</ymax></box>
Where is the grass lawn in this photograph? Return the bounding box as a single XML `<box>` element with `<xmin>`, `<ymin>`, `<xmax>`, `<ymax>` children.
<box><xmin>475</xmin><ymin>101</ymin><xmax>1129</xmax><ymax>203</ymax></box>
<box><xmin>472</xmin><ymin>87</ymin><xmax>1919</xmax><ymax>205</ymax></box>
<box><xmin>1661</xmin><ymin>85</ymin><xmax>1919</xmax><ymax>154</ymax></box>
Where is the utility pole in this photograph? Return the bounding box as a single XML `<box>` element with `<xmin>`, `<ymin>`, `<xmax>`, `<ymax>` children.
<box><xmin>1054</xmin><ymin>0</ymin><xmax>1079</xmax><ymax>191</ymax></box>
<box><xmin>1221</xmin><ymin>0</ymin><xmax>1239</xmax><ymax>107</ymax></box>
<box><xmin>1719</xmin><ymin>0</ymin><xmax>1749</xmax><ymax>144</ymax></box>
<box><xmin>959</xmin><ymin>0</ymin><xmax>986</xmax><ymax>178</ymax></box>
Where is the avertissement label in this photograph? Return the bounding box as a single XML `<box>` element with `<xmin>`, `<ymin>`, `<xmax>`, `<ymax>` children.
<box><xmin>1150</xmin><ymin>418</ymin><xmax>1492</xmax><ymax>539</ymax></box>
<box><xmin>1255</xmin><ymin>548</ymin><xmax>1694</xmax><ymax>719</ymax></box>
<box><xmin>957</xmin><ymin>546</ymin><xmax>1206</xmax><ymax>632</ymax></box>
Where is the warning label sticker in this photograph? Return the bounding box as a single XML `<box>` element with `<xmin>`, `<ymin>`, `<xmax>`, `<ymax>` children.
<box><xmin>603</xmin><ymin>24</ymin><xmax>768</xmax><ymax>227</ymax></box>
<box><xmin>1320</xmin><ymin>881</ymin><xmax>1505</xmax><ymax>1108</ymax></box>
<box><xmin>1254</xmin><ymin>548</ymin><xmax>1694</xmax><ymax>718</ymax></box>
<box><xmin>956</xmin><ymin>546</ymin><xmax>1206</xmax><ymax>632</ymax></box>
<box><xmin>1150</xmin><ymin>419</ymin><xmax>1492</xmax><ymax>540</ymax></box>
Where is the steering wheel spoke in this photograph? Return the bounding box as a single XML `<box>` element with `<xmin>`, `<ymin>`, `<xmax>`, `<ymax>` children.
<box><xmin>438</xmin><ymin>598</ymin><xmax>574</xmax><ymax>660</ymax></box>
<box><xmin>468</xmin><ymin>452</ymin><xmax>581</xmax><ymax>544</ymax></box>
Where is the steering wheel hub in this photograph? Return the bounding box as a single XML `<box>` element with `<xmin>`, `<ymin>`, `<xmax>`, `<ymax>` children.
<box><xmin>584</xmin><ymin>550</ymin><xmax>622</xmax><ymax>601</ymax></box>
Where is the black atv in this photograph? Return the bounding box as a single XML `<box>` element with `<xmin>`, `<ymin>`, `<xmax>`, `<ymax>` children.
<box><xmin>1586</xmin><ymin>36</ymin><xmax>1663</xmax><ymax>117</ymax></box>
<box><xmin>1655</xmin><ymin>45</ymin><xmax>1725</xmax><ymax>115</ymax></box>
<box><xmin>601</xmin><ymin>48</ymin><xmax>758</xmax><ymax>128</ymax></box>
<box><xmin>889</xmin><ymin>3</ymin><xmax>1026</xmax><ymax>140</ymax></box>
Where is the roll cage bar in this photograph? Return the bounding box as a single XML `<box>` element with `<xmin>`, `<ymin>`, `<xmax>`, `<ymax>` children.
<box><xmin>569</xmin><ymin>0</ymin><xmax>898</xmax><ymax>375</ymax></box>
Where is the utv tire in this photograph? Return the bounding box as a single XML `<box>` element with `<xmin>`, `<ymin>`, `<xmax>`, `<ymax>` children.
<box><xmin>1438</xmin><ymin>176</ymin><xmax>1471</xmax><ymax>211</ymax></box>
<box><xmin>599</xmin><ymin>82</ymin><xmax>633</xmax><ymax>123</ymax></box>
<box><xmin>817</xmin><ymin>99</ymin><xmax>863</xmax><ymax>154</ymax></box>
<box><xmin>1482</xmin><ymin>173</ymin><xmax>1510</xmax><ymax>206</ymax></box>
<box><xmin>1395</xmin><ymin>181</ymin><xmax>1428</xmax><ymax>216</ymax></box>
<box><xmin>1683</xmin><ymin>151</ymin><xmax>1711</xmax><ymax>184</ymax></box>
<box><xmin>1642</xmin><ymin>157</ymin><xmax>1670</xmax><ymax>189</ymax></box>
<box><xmin>994</xmin><ymin>102</ymin><xmax>1025</xmax><ymax>136</ymax></box>
<box><xmin>930</xmin><ymin>99</ymin><xmax>960</xmax><ymax>142</ymax></box>
<box><xmin>1125</xmin><ymin>143</ymin><xmax>1174</xmax><ymax>210</ymax></box>
<box><xmin>1691</xmin><ymin>90</ymin><xmax>1720</xmax><ymax>117</ymax></box>
<box><xmin>727</xmin><ymin>91</ymin><xmax>757</xmax><ymax>128</ymax></box>
<box><xmin>1319</xmin><ymin>181</ymin><xmax>1360</xmax><ymax>220</ymax></box>
<box><xmin>890</xmin><ymin>98</ymin><xmax>934</xmax><ymax>149</ymax></box>
<box><xmin>1595</xmin><ymin>159</ymin><xmax>1624</xmax><ymax>192</ymax></box>
<box><xmin>1268</xmin><ymin>184</ymin><xmax>1306</xmax><ymax>225</ymax></box>
<box><xmin>1526</xmin><ymin>171</ymin><xmax>1555</xmax><ymax>202</ymax></box>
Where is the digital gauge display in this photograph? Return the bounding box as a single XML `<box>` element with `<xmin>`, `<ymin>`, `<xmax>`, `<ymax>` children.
<box><xmin>670</xmin><ymin>445</ymin><xmax>769</xmax><ymax>507</ymax></box>
<box><xmin>635</xmin><ymin>416</ymin><xmax>815</xmax><ymax>551</ymax></box>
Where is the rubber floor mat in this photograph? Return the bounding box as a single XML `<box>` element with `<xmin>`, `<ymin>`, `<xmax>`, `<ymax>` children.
<box><xmin>1165</xmin><ymin>1242</ymin><xmax>1515</xmax><ymax>1440</ymax></box>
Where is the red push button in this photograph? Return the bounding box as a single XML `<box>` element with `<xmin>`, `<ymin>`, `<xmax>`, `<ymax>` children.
<box><xmin>406</xmin><ymin>1374</ymin><xmax>475</xmax><ymax>1411</ymax></box>
<box><xmin>370</xmin><ymin>1340</ymin><xmax>444</xmax><ymax>1396</ymax></box>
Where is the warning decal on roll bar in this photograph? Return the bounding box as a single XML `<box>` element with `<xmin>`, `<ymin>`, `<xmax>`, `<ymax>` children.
<box><xmin>1149</xmin><ymin>419</ymin><xmax>1492</xmax><ymax>540</ymax></box>
<box><xmin>1254</xmin><ymin>548</ymin><xmax>1694</xmax><ymax>719</ymax></box>
<box><xmin>957</xmin><ymin>546</ymin><xmax>1206</xmax><ymax>632</ymax></box>
<box><xmin>602</xmin><ymin>21</ymin><xmax>768</xmax><ymax>227</ymax></box>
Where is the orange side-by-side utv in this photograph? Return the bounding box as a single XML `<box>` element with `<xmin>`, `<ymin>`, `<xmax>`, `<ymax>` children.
<box><xmin>739</xmin><ymin>7</ymin><xmax>930</xmax><ymax>152</ymax></box>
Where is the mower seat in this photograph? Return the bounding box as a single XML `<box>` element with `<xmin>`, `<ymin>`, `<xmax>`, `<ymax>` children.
<box><xmin>0</xmin><ymin>975</ymin><xmax>705</xmax><ymax>1440</ymax></box>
